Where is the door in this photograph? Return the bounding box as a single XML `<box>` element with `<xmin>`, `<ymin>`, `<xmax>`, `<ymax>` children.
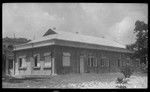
<box><xmin>80</xmin><ymin>56</ymin><xmax>84</xmax><ymax>73</ymax></box>
<box><xmin>8</xmin><ymin>59</ymin><xmax>13</xmax><ymax>75</ymax></box>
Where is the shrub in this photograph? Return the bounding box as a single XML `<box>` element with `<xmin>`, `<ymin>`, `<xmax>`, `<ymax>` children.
<box><xmin>116</xmin><ymin>77</ymin><xmax>123</xmax><ymax>84</ymax></box>
<box><xmin>120</xmin><ymin>64</ymin><xmax>134</xmax><ymax>78</ymax></box>
<box><xmin>140</xmin><ymin>63</ymin><xmax>148</xmax><ymax>73</ymax></box>
<box><xmin>116</xmin><ymin>77</ymin><xmax>127</xmax><ymax>89</ymax></box>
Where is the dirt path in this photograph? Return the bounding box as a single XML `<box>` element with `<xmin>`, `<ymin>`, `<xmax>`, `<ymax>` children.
<box><xmin>2</xmin><ymin>72</ymin><xmax>147</xmax><ymax>88</ymax></box>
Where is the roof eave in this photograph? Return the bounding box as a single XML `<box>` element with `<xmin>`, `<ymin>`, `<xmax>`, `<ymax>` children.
<box><xmin>54</xmin><ymin>39</ymin><xmax>134</xmax><ymax>53</ymax></box>
<box><xmin>13</xmin><ymin>38</ymin><xmax>134</xmax><ymax>54</ymax></box>
<box><xmin>13</xmin><ymin>39</ymin><xmax>55</xmax><ymax>51</ymax></box>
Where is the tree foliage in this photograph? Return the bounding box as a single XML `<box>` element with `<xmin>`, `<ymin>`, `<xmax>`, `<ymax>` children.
<box><xmin>126</xmin><ymin>20</ymin><xmax>148</xmax><ymax>64</ymax></box>
<box><xmin>3</xmin><ymin>37</ymin><xmax>31</xmax><ymax>45</ymax></box>
<box><xmin>3</xmin><ymin>37</ymin><xmax>31</xmax><ymax>56</ymax></box>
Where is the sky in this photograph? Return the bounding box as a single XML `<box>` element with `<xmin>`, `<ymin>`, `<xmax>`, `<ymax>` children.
<box><xmin>2</xmin><ymin>3</ymin><xmax>148</xmax><ymax>45</ymax></box>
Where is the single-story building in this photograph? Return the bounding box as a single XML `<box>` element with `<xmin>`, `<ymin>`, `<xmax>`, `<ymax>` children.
<box><xmin>13</xmin><ymin>28</ymin><xmax>135</xmax><ymax>77</ymax></box>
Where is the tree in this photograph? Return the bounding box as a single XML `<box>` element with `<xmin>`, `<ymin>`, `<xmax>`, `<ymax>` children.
<box><xmin>126</xmin><ymin>20</ymin><xmax>148</xmax><ymax>64</ymax></box>
<box><xmin>2</xmin><ymin>37</ymin><xmax>31</xmax><ymax>77</ymax></box>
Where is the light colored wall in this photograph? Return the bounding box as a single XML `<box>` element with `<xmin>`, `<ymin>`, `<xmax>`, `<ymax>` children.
<box><xmin>14</xmin><ymin>46</ymin><xmax>53</xmax><ymax>76</ymax></box>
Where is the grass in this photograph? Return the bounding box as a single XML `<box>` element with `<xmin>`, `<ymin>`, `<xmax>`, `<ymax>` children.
<box><xmin>2</xmin><ymin>72</ymin><xmax>147</xmax><ymax>88</ymax></box>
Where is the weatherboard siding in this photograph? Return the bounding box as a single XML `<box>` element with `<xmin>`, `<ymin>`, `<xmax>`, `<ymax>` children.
<box><xmin>14</xmin><ymin>45</ymin><xmax>131</xmax><ymax>76</ymax></box>
<box><xmin>54</xmin><ymin>45</ymin><xmax>131</xmax><ymax>74</ymax></box>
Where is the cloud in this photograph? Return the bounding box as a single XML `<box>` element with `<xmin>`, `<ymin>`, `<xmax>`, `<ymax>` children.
<box><xmin>108</xmin><ymin>13</ymin><xmax>147</xmax><ymax>45</ymax></box>
<box><xmin>3</xmin><ymin>3</ymin><xmax>64</xmax><ymax>39</ymax></box>
<box><xmin>3</xmin><ymin>3</ymin><xmax>148</xmax><ymax>45</ymax></box>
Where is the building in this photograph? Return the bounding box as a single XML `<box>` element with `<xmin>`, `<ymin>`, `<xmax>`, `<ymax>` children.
<box><xmin>13</xmin><ymin>28</ymin><xmax>134</xmax><ymax>77</ymax></box>
<box><xmin>2</xmin><ymin>46</ymin><xmax>14</xmax><ymax>77</ymax></box>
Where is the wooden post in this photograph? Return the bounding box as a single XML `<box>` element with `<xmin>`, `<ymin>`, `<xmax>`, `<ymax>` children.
<box><xmin>51</xmin><ymin>47</ymin><xmax>57</xmax><ymax>76</ymax></box>
<box><xmin>52</xmin><ymin>58</ymin><xmax>55</xmax><ymax>75</ymax></box>
<box><xmin>13</xmin><ymin>52</ymin><xmax>16</xmax><ymax>76</ymax></box>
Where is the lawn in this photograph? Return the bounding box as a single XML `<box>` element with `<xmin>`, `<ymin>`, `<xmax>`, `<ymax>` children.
<box><xmin>2</xmin><ymin>72</ymin><xmax>147</xmax><ymax>88</ymax></box>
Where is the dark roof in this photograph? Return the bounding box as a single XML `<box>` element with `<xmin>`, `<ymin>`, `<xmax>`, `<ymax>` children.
<box><xmin>43</xmin><ymin>29</ymin><xmax>57</xmax><ymax>37</ymax></box>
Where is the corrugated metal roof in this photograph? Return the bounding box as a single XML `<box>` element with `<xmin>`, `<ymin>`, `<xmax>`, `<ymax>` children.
<box><xmin>27</xmin><ymin>29</ymin><xmax>126</xmax><ymax>49</ymax></box>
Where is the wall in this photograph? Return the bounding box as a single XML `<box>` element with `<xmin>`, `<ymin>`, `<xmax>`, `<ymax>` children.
<box><xmin>14</xmin><ymin>46</ymin><xmax>54</xmax><ymax>76</ymax></box>
<box><xmin>54</xmin><ymin>45</ymin><xmax>79</xmax><ymax>74</ymax></box>
<box><xmin>14</xmin><ymin>45</ymin><xmax>132</xmax><ymax>76</ymax></box>
<box><xmin>54</xmin><ymin>45</ymin><xmax>131</xmax><ymax>74</ymax></box>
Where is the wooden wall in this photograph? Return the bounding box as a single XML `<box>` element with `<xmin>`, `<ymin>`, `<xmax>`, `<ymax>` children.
<box><xmin>54</xmin><ymin>45</ymin><xmax>131</xmax><ymax>74</ymax></box>
<box><xmin>14</xmin><ymin>45</ymin><xmax>132</xmax><ymax>76</ymax></box>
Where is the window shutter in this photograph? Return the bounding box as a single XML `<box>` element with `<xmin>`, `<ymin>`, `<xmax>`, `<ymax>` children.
<box><xmin>63</xmin><ymin>52</ymin><xmax>71</xmax><ymax>66</ymax></box>
<box><xmin>22</xmin><ymin>57</ymin><xmax>27</xmax><ymax>67</ymax></box>
<box><xmin>18</xmin><ymin>55</ymin><xmax>27</xmax><ymax>68</ymax></box>
<box><xmin>44</xmin><ymin>52</ymin><xmax>51</xmax><ymax>67</ymax></box>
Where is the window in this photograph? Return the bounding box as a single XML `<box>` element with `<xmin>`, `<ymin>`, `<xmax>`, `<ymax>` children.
<box><xmin>91</xmin><ymin>57</ymin><xmax>94</xmax><ymax>67</ymax></box>
<box><xmin>101</xmin><ymin>57</ymin><xmax>109</xmax><ymax>67</ymax></box>
<box><xmin>19</xmin><ymin>58</ymin><xmax>22</xmax><ymax>67</ymax></box>
<box><xmin>44</xmin><ymin>52</ymin><xmax>51</xmax><ymax>68</ymax></box>
<box><xmin>88</xmin><ymin>56</ymin><xmax>97</xmax><ymax>67</ymax></box>
<box><xmin>93</xmin><ymin>58</ymin><xmax>97</xmax><ymax>67</ymax></box>
<box><xmin>118</xmin><ymin>59</ymin><xmax>120</xmax><ymax>67</ymax></box>
<box><xmin>18</xmin><ymin>56</ymin><xmax>26</xmax><ymax>68</ymax></box>
<box><xmin>35</xmin><ymin>56</ymin><xmax>38</xmax><ymax>67</ymax></box>
<box><xmin>106</xmin><ymin>59</ymin><xmax>109</xmax><ymax>67</ymax></box>
<box><xmin>122</xmin><ymin>61</ymin><xmax>126</xmax><ymax>66</ymax></box>
<box><xmin>101</xmin><ymin>58</ymin><xmax>105</xmax><ymax>67</ymax></box>
<box><xmin>117</xmin><ymin>59</ymin><xmax>122</xmax><ymax>67</ymax></box>
<box><xmin>88</xmin><ymin>57</ymin><xmax>91</xmax><ymax>66</ymax></box>
<box><xmin>118</xmin><ymin>55</ymin><xmax>122</xmax><ymax>67</ymax></box>
<box><xmin>63</xmin><ymin>52</ymin><xmax>71</xmax><ymax>66</ymax></box>
<box><xmin>34</xmin><ymin>54</ymin><xmax>40</xmax><ymax>67</ymax></box>
<box><xmin>135</xmin><ymin>59</ymin><xmax>140</xmax><ymax>67</ymax></box>
<box><xmin>126</xmin><ymin>58</ymin><xmax>130</xmax><ymax>64</ymax></box>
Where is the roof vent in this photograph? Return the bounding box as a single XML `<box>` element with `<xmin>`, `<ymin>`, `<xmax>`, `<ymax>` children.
<box><xmin>53</xmin><ymin>27</ymin><xmax>56</xmax><ymax>30</ymax></box>
<box><xmin>76</xmin><ymin>32</ymin><xmax>79</xmax><ymax>34</ymax></box>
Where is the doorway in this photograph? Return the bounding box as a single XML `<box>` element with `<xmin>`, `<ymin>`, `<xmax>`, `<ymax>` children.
<box><xmin>80</xmin><ymin>56</ymin><xmax>84</xmax><ymax>73</ymax></box>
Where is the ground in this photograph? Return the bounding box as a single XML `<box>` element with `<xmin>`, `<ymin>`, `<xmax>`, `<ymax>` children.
<box><xmin>2</xmin><ymin>72</ymin><xmax>147</xmax><ymax>88</ymax></box>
